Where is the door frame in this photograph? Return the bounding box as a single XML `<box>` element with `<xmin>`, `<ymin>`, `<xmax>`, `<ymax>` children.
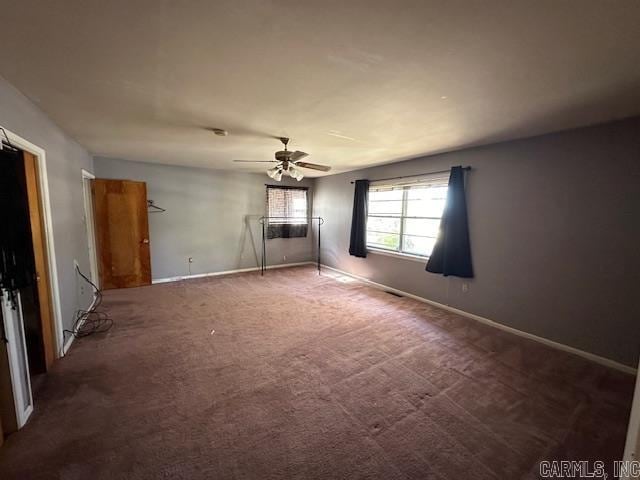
<box><xmin>622</xmin><ymin>360</ymin><xmax>640</xmax><ymax>478</ymax></box>
<box><xmin>1</xmin><ymin>125</ymin><xmax>64</xmax><ymax>358</ymax></box>
<box><xmin>81</xmin><ymin>169</ymin><xmax>99</xmax><ymax>287</ymax></box>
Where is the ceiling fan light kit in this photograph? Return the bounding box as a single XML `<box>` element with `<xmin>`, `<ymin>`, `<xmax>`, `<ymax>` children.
<box><xmin>267</xmin><ymin>166</ymin><xmax>283</xmax><ymax>181</ymax></box>
<box><xmin>288</xmin><ymin>165</ymin><xmax>304</xmax><ymax>181</ymax></box>
<box><xmin>233</xmin><ymin>137</ymin><xmax>331</xmax><ymax>181</ymax></box>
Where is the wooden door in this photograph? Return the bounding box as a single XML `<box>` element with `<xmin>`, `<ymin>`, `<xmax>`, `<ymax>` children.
<box><xmin>92</xmin><ymin>179</ymin><xmax>151</xmax><ymax>289</ymax></box>
<box><xmin>23</xmin><ymin>152</ymin><xmax>56</xmax><ymax>370</ymax></box>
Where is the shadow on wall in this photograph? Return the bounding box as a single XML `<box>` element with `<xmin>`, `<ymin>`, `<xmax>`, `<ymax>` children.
<box><xmin>237</xmin><ymin>215</ymin><xmax>261</xmax><ymax>268</ymax></box>
<box><xmin>320</xmin><ymin>248</ymin><xmax>340</xmax><ymax>269</ymax></box>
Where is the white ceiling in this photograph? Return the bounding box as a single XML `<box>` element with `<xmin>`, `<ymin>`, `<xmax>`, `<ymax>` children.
<box><xmin>1</xmin><ymin>0</ymin><xmax>640</xmax><ymax>175</ymax></box>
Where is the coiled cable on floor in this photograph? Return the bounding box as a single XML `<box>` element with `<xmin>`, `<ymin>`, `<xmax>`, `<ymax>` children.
<box><xmin>63</xmin><ymin>265</ymin><xmax>113</xmax><ymax>344</ymax></box>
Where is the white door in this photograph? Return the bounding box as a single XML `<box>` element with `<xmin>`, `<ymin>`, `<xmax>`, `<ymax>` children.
<box><xmin>1</xmin><ymin>291</ymin><xmax>34</xmax><ymax>428</ymax></box>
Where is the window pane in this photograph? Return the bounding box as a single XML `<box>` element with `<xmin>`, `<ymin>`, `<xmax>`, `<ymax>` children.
<box><xmin>403</xmin><ymin>218</ymin><xmax>440</xmax><ymax>237</ymax></box>
<box><xmin>368</xmin><ymin>189</ymin><xmax>403</xmax><ymax>215</ymax></box>
<box><xmin>367</xmin><ymin>184</ymin><xmax>446</xmax><ymax>257</ymax></box>
<box><xmin>406</xmin><ymin>186</ymin><xmax>447</xmax><ymax>217</ymax></box>
<box><xmin>267</xmin><ymin>187</ymin><xmax>308</xmax><ymax>224</ymax></box>
<box><xmin>406</xmin><ymin>185</ymin><xmax>447</xmax><ymax>200</ymax></box>
<box><xmin>367</xmin><ymin>232</ymin><xmax>400</xmax><ymax>250</ymax></box>
<box><xmin>369</xmin><ymin>189</ymin><xmax>403</xmax><ymax>201</ymax></box>
<box><xmin>368</xmin><ymin>200</ymin><xmax>403</xmax><ymax>215</ymax></box>
<box><xmin>402</xmin><ymin>235</ymin><xmax>437</xmax><ymax>256</ymax></box>
<box><xmin>367</xmin><ymin>216</ymin><xmax>400</xmax><ymax>234</ymax></box>
<box><xmin>291</xmin><ymin>197</ymin><xmax>307</xmax><ymax>221</ymax></box>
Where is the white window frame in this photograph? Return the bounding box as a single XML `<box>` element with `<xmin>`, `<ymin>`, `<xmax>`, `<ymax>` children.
<box><xmin>366</xmin><ymin>180</ymin><xmax>447</xmax><ymax>260</ymax></box>
<box><xmin>367</xmin><ymin>246</ymin><xmax>429</xmax><ymax>263</ymax></box>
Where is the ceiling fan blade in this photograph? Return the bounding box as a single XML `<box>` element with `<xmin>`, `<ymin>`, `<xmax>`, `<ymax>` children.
<box><xmin>294</xmin><ymin>162</ymin><xmax>331</xmax><ymax>172</ymax></box>
<box><xmin>289</xmin><ymin>151</ymin><xmax>309</xmax><ymax>161</ymax></box>
<box><xmin>233</xmin><ymin>160</ymin><xmax>278</xmax><ymax>163</ymax></box>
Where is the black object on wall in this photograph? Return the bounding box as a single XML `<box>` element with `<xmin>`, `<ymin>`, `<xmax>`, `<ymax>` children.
<box><xmin>426</xmin><ymin>166</ymin><xmax>474</xmax><ymax>278</ymax></box>
<box><xmin>0</xmin><ymin>147</ymin><xmax>36</xmax><ymax>308</ymax></box>
<box><xmin>349</xmin><ymin>179</ymin><xmax>369</xmax><ymax>258</ymax></box>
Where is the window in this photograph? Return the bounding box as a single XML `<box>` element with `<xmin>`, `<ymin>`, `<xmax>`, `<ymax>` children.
<box><xmin>266</xmin><ymin>186</ymin><xmax>309</xmax><ymax>239</ymax></box>
<box><xmin>366</xmin><ymin>178</ymin><xmax>448</xmax><ymax>257</ymax></box>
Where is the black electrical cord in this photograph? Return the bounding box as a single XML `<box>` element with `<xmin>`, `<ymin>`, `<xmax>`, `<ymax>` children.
<box><xmin>63</xmin><ymin>265</ymin><xmax>113</xmax><ymax>343</ymax></box>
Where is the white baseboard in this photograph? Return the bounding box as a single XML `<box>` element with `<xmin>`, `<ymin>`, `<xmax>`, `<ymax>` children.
<box><xmin>319</xmin><ymin>264</ymin><xmax>637</xmax><ymax>375</ymax></box>
<box><xmin>60</xmin><ymin>294</ymin><xmax>98</xmax><ymax>357</ymax></box>
<box><xmin>62</xmin><ymin>330</ymin><xmax>78</xmax><ymax>356</ymax></box>
<box><xmin>152</xmin><ymin>262</ymin><xmax>314</xmax><ymax>285</ymax></box>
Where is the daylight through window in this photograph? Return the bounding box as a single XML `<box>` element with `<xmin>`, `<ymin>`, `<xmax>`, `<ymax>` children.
<box><xmin>366</xmin><ymin>178</ymin><xmax>448</xmax><ymax>257</ymax></box>
<box><xmin>266</xmin><ymin>186</ymin><xmax>309</xmax><ymax>239</ymax></box>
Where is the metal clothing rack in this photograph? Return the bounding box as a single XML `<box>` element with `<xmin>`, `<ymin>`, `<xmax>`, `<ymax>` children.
<box><xmin>258</xmin><ymin>216</ymin><xmax>325</xmax><ymax>275</ymax></box>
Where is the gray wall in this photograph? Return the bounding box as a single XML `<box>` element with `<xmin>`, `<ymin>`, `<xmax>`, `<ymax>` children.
<box><xmin>93</xmin><ymin>157</ymin><xmax>316</xmax><ymax>280</ymax></box>
<box><xmin>314</xmin><ymin>117</ymin><xmax>640</xmax><ymax>367</ymax></box>
<box><xmin>0</xmin><ymin>75</ymin><xmax>95</xmax><ymax>342</ymax></box>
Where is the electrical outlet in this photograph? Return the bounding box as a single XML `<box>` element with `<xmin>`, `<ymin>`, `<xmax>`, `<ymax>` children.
<box><xmin>74</xmin><ymin>259</ymin><xmax>86</xmax><ymax>300</ymax></box>
<box><xmin>462</xmin><ymin>283</ymin><xmax>469</xmax><ymax>293</ymax></box>
<box><xmin>188</xmin><ymin>257</ymin><xmax>193</xmax><ymax>263</ymax></box>
<box><xmin>283</xmin><ymin>255</ymin><xmax>287</xmax><ymax>261</ymax></box>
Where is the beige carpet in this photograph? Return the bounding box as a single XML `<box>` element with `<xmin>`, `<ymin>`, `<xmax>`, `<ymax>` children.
<box><xmin>0</xmin><ymin>266</ymin><xmax>634</xmax><ymax>479</ymax></box>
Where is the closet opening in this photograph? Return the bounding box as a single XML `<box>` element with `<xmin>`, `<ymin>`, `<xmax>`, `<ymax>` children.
<box><xmin>1</xmin><ymin>139</ymin><xmax>57</xmax><ymax>434</ymax></box>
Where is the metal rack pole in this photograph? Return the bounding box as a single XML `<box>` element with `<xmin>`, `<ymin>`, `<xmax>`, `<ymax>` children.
<box><xmin>258</xmin><ymin>217</ymin><xmax>324</xmax><ymax>275</ymax></box>
<box><xmin>261</xmin><ymin>220</ymin><xmax>266</xmax><ymax>276</ymax></box>
<box><xmin>317</xmin><ymin>217</ymin><xmax>321</xmax><ymax>274</ymax></box>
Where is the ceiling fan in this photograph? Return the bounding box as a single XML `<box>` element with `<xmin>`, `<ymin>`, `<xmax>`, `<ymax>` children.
<box><xmin>233</xmin><ymin>137</ymin><xmax>331</xmax><ymax>181</ymax></box>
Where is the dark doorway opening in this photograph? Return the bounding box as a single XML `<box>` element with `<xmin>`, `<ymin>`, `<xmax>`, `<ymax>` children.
<box><xmin>1</xmin><ymin>148</ymin><xmax>47</xmax><ymax>382</ymax></box>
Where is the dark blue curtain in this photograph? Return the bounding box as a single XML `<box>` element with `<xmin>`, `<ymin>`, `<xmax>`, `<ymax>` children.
<box><xmin>349</xmin><ymin>179</ymin><xmax>369</xmax><ymax>258</ymax></box>
<box><xmin>426</xmin><ymin>166</ymin><xmax>473</xmax><ymax>278</ymax></box>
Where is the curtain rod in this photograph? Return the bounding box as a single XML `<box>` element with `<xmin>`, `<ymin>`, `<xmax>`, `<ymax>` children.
<box><xmin>350</xmin><ymin>166</ymin><xmax>471</xmax><ymax>184</ymax></box>
<box><xmin>265</xmin><ymin>184</ymin><xmax>309</xmax><ymax>190</ymax></box>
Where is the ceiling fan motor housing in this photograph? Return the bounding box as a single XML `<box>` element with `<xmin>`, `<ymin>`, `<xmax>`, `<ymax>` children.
<box><xmin>275</xmin><ymin>150</ymin><xmax>293</xmax><ymax>162</ymax></box>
